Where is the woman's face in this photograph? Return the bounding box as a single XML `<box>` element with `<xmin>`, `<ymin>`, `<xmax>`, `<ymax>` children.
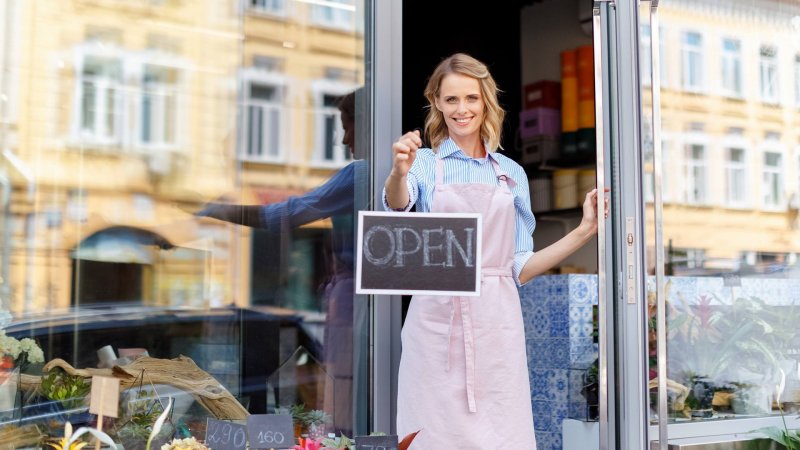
<box><xmin>340</xmin><ymin>110</ymin><xmax>355</xmax><ymax>155</ymax></box>
<box><xmin>434</xmin><ymin>73</ymin><xmax>484</xmax><ymax>143</ymax></box>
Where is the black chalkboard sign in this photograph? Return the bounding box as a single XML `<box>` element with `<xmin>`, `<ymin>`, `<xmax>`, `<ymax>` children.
<box><xmin>205</xmin><ymin>418</ymin><xmax>247</xmax><ymax>450</ymax></box>
<box><xmin>355</xmin><ymin>435</ymin><xmax>399</xmax><ymax>450</ymax></box>
<box><xmin>356</xmin><ymin>211</ymin><xmax>482</xmax><ymax>296</ymax></box>
<box><xmin>246</xmin><ymin>414</ymin><xmax>294</xmax><ymax>449</ymax></box>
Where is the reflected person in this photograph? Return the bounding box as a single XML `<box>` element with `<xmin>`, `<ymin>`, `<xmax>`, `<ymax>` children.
<box><xmin>196</xmin><ymin>89</ymin><xmax>365</xmax><ymax>435</ymax></box>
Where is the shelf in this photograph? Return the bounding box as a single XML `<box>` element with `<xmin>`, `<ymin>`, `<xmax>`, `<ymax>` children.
<box><xmin>534</xmin><ymin>207</ymin><xmax>582</xmax><ymax>217</ymax></box>
<box><xmin>522</xmin><ymin>155</ymin><xmax>596</xmax><ymax>172</ymax></box>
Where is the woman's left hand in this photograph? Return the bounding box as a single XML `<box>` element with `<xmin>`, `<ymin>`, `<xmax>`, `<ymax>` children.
<box><xmin>579</xmin><ymin>188</ymin><xmax>610</xmax><ymax>236</ymax></box>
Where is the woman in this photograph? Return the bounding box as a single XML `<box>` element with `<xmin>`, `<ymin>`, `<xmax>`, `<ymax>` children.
<box><xmin>384</xmin><ymin>53</ymin><xmax>605</xmax><ymax>448</ymax></box>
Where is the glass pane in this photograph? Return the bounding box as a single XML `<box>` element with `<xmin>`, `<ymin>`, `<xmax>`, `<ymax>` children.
<box><xmin>645</xmin><ymin>0</ymin><xmax>800</xmax><ymax>433</ymax></box>
<box><xmin>0</xmin><ymin>0</ymin><xmax>367</xmax><ymax>446</ymax></box>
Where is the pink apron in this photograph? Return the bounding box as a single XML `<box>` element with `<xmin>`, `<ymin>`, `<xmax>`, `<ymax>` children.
<box><xmin>397</xmin><ymin>155</ymin><xmax>537</xmax><ymax>449</ymax></box>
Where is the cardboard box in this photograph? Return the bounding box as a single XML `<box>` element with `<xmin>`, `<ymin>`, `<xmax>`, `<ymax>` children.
<box><xmin>521</xmin><ymin>136</ymin><xmax>559</xmax><ymax>165</ymax></box>
<box><xmin>523</xmin><ymin>80</ymin><xmax>561</xmax><ymax>109</ymax></box>
<box><xmin>519</xmin><ymin>108</ymin><xmax>561</xmax><ymax>140</ymax></box>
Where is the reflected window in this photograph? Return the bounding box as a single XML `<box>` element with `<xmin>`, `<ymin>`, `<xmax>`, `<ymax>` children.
<box><xmin>763</xmin><ymin>150</ymin><xmax>784</xmax><ymax>209</ymax></box>
<box><xmin>249</xmin><ymin>0</ymin><xmax>287</xmax><ymax>16</ymax></box>
<box><xmin>667</xmin><ymin>247</ymin><xmax>705</xmax><ymax>275</ymax></box>
<box><xmin>760</xmin><ymin>45</ymin><xmax>779</xmax><ymax>104</ymax></box>
<box><xmin>684</xmin><ymin>142</ymin><xmax>707</xmax><ymax>204</ymax></box>
<box><xmin>725</xmin><ymin>147</ymin><xmax>747</xmax><ymax>207</ymax></box>
<box><xmin>795</xmin><ymin>54</ymin><xmax>800</xmax><ymax>107</ymax></box>
<box><xmin>641</xmin><ymin>24</ymin><xmax>651</xmax><ymax>86</ymax></box>
<box><xmin>240</xmin><ymin>73</ymin><xmax>286</xmax><ymax>162</ymax></box>
<box><xmin>721</xmin><ymin>38</ymin><xmax>742</xmax><ymax>98</ymax></box>
<box><xmin>140</xmin><ymin>65</ymin><xmax>179</xmax><ymax>148</ymax></box>
<box><xmin>312</xmin><ymin>84</ymin><xmax>354</xmax><ymax>167</ymax></box>
<box><xmin>682</xmin><ymin>31</ymin><xmax>704</xmax><ymax>92</ymax></box>
<box><xmin>310</xmin><ymin>0</ymin><xmax>354</xmax><ymax>31</ymax></box>
<box><xmin>77</xmin><ymin>55</ymin><xmax>123</xmax><ymax>144</ymax></box>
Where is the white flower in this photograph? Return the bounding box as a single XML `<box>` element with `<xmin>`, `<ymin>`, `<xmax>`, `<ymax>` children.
<box><xmin>20</xmin><ymin>339</ymin><xmax>44</xmax><ymax>364</ymax></box>
<box><xmin>0</xmin><ymin>333</ymin><xmax>21</xmax><ymax>359</ymax></box>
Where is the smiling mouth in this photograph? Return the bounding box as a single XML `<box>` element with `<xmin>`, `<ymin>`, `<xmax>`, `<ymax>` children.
<box><xmin>454</xmin><ymin>117</ymin><xmax>472</xmax><ymax>124</ymax></box>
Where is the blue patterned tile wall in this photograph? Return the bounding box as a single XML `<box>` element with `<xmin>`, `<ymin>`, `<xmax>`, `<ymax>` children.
<box><xmin>520</xmin><ymin>274</ymin><xmax>598</xmax><ymax>450</ymax></box>
<box><xmin>521</xmin><ymin>274</ymin><xmax>800</xmax><ymax>450</ymax></box>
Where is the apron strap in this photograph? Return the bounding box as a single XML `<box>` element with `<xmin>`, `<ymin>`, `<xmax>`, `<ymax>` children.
<box><xmin>445</xmin><ymin>266</ymin><xmax>513</xmax><ymax>413</ymax></box>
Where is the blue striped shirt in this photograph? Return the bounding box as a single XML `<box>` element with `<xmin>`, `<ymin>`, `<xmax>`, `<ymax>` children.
<box><xmin>382</xmin><ymin>138</ymin><xmax>536</xmax><ymax>285</ymax></box>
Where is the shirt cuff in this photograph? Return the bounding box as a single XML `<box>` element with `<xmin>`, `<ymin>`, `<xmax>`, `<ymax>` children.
<box><xmin>382</xmin><ymin>187</ymin><xmax>413</xmax><ymax>212</ymax></box>
<box><xmin>513</xmin><ymin>251</ymin><xmax>535</xmax><ymax>287</ymax></box>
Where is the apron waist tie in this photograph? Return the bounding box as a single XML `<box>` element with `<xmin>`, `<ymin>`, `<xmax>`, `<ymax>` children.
<box><xmin>445</xmin><ymin>266</ymin><xmax>513</xmax><ymax>413</ymax></box>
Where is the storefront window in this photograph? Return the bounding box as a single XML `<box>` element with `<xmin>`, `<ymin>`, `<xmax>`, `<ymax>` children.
<box><xmin>644</xmin><ymin>0</ymin><xmax>800</xmax><ymax>433</ymax></box>
<box><xmin>0</xmin><ymin>0</ymin><xmax>368</xmax><ymax>447</ymax></box>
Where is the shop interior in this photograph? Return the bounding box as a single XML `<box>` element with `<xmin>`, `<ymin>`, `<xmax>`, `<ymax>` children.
<box><xmin>401</xmin><ymin>0</ymin><xmax>599</xmax><ymax>274</ymax></box>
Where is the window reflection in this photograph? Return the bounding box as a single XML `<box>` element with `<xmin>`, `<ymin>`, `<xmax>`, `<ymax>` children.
<box><xmin>645</xmin><ymin>0</ymin><xmax>800</xmax><ymax>427</ymax></box>
<box><xmin>0</xmin><ymin>0</ymin><xmax>365</xmax><ymax>444</ymax></box>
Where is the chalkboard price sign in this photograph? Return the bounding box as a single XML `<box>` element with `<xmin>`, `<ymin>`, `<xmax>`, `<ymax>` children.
<box><xmin>246</xmin><ymin>414</ymin><xmax>294</xmax><ymax>449</ymax></box>
<box><xmin>356</xmin><ymin>211</ymin><xmax>482</xmax><ymax>296</ymax></box>
<box><xmin>355</xmin><ymin>435</ymin><xmax>399</xmax><ymax>450</ymax></box>
<box><xmin>205</xmin><ymin>418</ymin><xmax>247</xmax><ymax>450</ymax></box>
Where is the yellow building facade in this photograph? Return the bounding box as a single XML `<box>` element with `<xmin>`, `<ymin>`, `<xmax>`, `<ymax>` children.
<box><xmin>644</xmin><ymin>0</ymin><xmax>800</xmax><ymax>274</ymax></box>
<box><xmin>1</xmin><ymin>0</ymin><xmax>242</xmax><ymax>313</ymax></box>
<box><xmin>0</xmin><ymin>0</ymin><xmax>364</xmax><ymax>315</ymax></box>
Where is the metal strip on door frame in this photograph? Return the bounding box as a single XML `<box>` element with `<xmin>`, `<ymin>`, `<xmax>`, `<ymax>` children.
<box><xmin>366</xmin><ymin>0</ymin><xmax>404</xmax><ymax>436</ymax></box>
<box><xmin>592</xmin><ymin>2</ymin><xmax>613</xmax><ymax>450</ymax></box>
<box><xmin>610</xmin><ymin>0</ymin><xmax>651</xmax><ymax>449</ymax></box>
<box><xmin>648</xmin><ymin>2</ymin><xmax>668</xmax><ymax>449</ymax></box>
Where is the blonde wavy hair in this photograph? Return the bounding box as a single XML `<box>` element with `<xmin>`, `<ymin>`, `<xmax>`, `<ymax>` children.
<box><xmin>423</xmin><ymin>53</ymin><xmax>505</xmax><ymax>152</ymax></box>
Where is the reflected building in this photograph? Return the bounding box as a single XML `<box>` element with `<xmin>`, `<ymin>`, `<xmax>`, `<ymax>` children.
<box><xmin>0</xmin><ymin>0</ymin><xmax>243</xmax><ymax>313</ymax></box>
<box><xmin>642</xmin><ymin>0</ymin><xmax>800</xmax><ymax>276</ymax></box>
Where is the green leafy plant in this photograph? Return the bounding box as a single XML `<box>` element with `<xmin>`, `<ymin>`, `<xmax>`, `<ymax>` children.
<box><xmin>753</xmin><ymin>371</ymin><xmax>800</xmax><ymax>449</ymax></box>
<box><xmin>39</xmin><ymin>368</ymin><xmax>90</xmax><ymax>409</ymax></box>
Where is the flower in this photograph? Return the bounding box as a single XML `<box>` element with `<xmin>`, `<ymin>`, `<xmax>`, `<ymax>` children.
<box><xmin>0</xmin><ymin>330</ymin><xmax>44</xmax><ymax>372</ymax></box>
<box><xmin>160</xmin><ymin>437</ymin><xmax>209</xmax><ymax>450</ymax></box>
<box><xmin>294</xmin><ymin>437</ymin><xmax>323</xmax><ymax>450</ymax></box>
<box><xmin>47</xmin><ymin>422</ymin><xmax>88</xmax><ymax>450</ymax></box>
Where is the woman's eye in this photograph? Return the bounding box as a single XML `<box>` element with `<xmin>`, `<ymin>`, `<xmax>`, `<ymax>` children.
<box><xmin>446</xmin><ymin>97</ymin><xmax>457</xmax><ymax>103</ymax></box>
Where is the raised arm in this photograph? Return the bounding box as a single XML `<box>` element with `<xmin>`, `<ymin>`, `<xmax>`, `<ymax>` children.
<box><xmin>518</xmin><ymin>189</ymin><xmax>606</xmax><ymax>284</ymax></box>
<box><xmin>385</xmin><ymin>130</ymin><xmax>422</xmax><ymax>209</ymax></box>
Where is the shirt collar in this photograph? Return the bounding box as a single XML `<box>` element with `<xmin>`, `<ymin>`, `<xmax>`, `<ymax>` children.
<box><xmin>436</xmin><ymin>137</ymin><xmax>500</xmax><ymax>162</ymax></box>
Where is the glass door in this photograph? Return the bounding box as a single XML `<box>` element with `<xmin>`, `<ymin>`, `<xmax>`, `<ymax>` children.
<box><xmin>639</xmin><ymin>0</ymin><xmax>800</xmax><ymax>448</ymax></box>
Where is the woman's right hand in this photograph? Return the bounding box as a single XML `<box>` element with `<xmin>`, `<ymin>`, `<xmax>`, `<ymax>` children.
<box><xmin>391</xmin><ymin>130</ymin><xmax>422</xmax><ymax>177</ymax></box>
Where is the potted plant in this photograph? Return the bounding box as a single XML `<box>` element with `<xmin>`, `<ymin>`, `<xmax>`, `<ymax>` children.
<box><xmin>580</xmin><ymin>359</ymin><xmax>599</xmax><ymax>421</ymax></box>
<box><xmin>27</xmin><ymin>367</ymin><xmax>91</xmax><ymax>430</ymax></box>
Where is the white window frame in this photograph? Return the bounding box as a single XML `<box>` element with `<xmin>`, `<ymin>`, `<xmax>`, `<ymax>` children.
<box><xmin>133</xmin><ymin>52</ymin><xmax>183</xmax><ymax>151</ymax></box>
<box><xmin>71</xmin><ymin>44</ymin><xmax>125</xmax><ymax>147</ymax></box>
<box><xmin>720</xmin><ymin>37</ymin><xmax>743</xmax><ymax>99</ymax></box>
<box><xmin>722</xmin><ymin>135</ymin><xmax>749</xmax><ymax>208</ymax></box>
<box><xmin>759</xmin><ymin>44</ymin><xmax>779</xmax><ymax>104</ymax></box>
<box><xmin>681</xmin><ymin>30</ymin><xmax>704</xmax><ymax>93</ymax></box>
<box><xmin>645</xmin><ymin>135</ymin><xmax>672</xmax><ymax>203</ymax></box>
<box><xmin>239</xmin><ymin>68</ymin><xmax>289</xmax><ymax>163</ymax></box>
<box><xmin>247</xmin><ymin>0</ymin><xmax>288</xmax><ymax>17</ymax></box>
<box><xmin>682</xmin><ymin>134</ymin><xmax>709</xmax><ymax>205</ymax></box>
<box><xmin>794</xmin><ymin>149</ymin><xmax>800</xmax><ymax>211</ymax></box>
<box><xmin>794</xmin><ymin>54</ymin><xmax>800</xmax><ymax>108</ymax></box>
<box><xmin>70</xmin><ymin>44</ymin><xmax>186</xmax><ymax>152</ymax></box>
<box><xmin>762</xmin><ymin>143</ymin><xmax>785</xmax><ymax>211</ymax></box>
<box><xmin>311</xmin><ymin>79</ymin><xmax>358</xmax><ymax>168</ymax></box>
<box><xmin>309</xmin><ymin>0</ymin><xmax>355</xmax><ymax>32</ymax></box>
<box><xmin>641</xmin><ymin>23</ymin><xmax>652</xmax><ymax>87</ymax></box>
